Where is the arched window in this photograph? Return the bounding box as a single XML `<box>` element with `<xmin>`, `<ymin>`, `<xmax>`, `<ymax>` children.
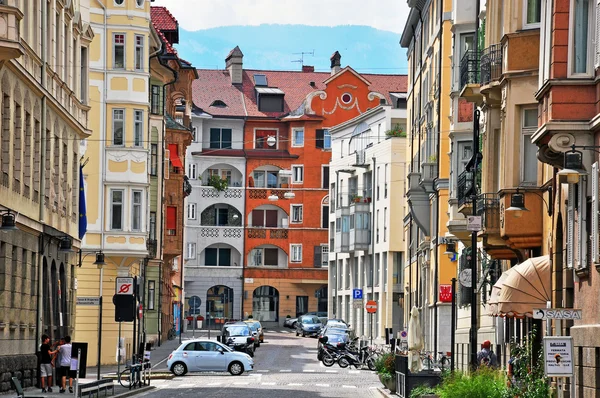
<box><xmin>252</xmin><ymin>286</ymin><xmax>279</xmax><ymax>322</ymax></box>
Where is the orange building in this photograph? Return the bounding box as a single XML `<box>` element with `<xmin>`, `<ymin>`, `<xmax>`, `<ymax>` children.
<box><xmin>188</xmin><ymin>49</ymin><xmax>406</xmax><ymax>326</ymax></box>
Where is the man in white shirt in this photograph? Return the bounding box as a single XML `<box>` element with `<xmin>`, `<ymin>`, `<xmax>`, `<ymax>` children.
<box><xmin>57</xmin><ymin>336</ymin><xmax>74</xmax><ymax>394</ymax></box>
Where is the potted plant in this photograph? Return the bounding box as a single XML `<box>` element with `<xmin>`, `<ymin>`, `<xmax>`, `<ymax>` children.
<box><xmin>385</xmin><ymin>124</ymin><xmax>407</xmax><ymax>138</ymax></box>
<box><xmin>247</xmin><ymin>314</ymin><xmax>253</xmax><ymax>319</ymax></box>
<box><xmin>208</xmin><ymin>174</ymin><xmax>229</xmax><ymax>191</ymax></box>
<box><xmin>286</xmin><ymin>315</ymin><xmax>291</xmax><ymax>318</ymax></box>
<box><xmin>352</xmin><ymin>194</ymin><xmax>362</xmax><ymax>203</ymax></box>
<box><xmin>374</xmin><ymin>352</ymin><xmax>396</xmax><ymax>393</ymax></box>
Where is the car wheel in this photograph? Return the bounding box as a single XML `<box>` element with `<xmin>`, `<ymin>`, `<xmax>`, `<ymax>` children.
<box><xmin>171</xmin><ymin>362</ymin><xmax>187</xmax><ymax>376</ymax></box>
<box><xmin>256</xmin><ymin>342</ymin><xmax>261</xmax><ymax>348</ymax></box>
<box><xmin>228</xmin><ymin>361</ymin><xmax>244</xmax><ymax>376</ymax></box>
<box><xmin>292</xmin><ymin>322</ymin><xmax>297</xmax><ymax>329</ymax></box>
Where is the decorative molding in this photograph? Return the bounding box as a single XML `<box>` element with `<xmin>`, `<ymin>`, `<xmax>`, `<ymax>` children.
<box><xmin>367</xmin><ymin>92</ymin><xmax>386</xmax><ymax>102</ymax></box>
<box><xmin>304</xmin><ymin>90</ymin><xmax>326</xmax><ymax>114</ymax></box>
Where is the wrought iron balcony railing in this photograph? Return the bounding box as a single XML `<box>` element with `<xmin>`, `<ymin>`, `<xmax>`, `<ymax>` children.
<box><xmin>457</xmin><ymin>170</ymin><xmax>473</xmax><ymax>207</ymax></box>
<box><xmin>459</xmin><ymin>49</ymin><xmax>481</xmax><ymax>90</ymax></box>
<box><xmin>476</xmin><ymin>193</ymin><xmax>500</xmax><ymax>232</ymax></box>
<box><xmin>480</xmin><ymin>44</ymin><xmax>503</xmax><ymax>86</ymax></box>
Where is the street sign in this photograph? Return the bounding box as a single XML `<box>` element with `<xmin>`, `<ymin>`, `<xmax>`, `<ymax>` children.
<box><xmin>400</xmin><ymin>330</ymin><xmax>408</xmax><ymax>341</ymax></box>
<box><xmin>116</xmin><ymin>277</ymin><xmax>134</xmax><ymax>295</ymax></box>
<box><xmin>459</xmin><ymin>269</ymin><xmax>472</xmax><ymax>288</ymax></box>
<box><xmin>467</xmin><ymin>215</ymin><xmax>482</xmax><ymax>231</ymax></box>
<box><xmin>544</xmin><ymin>336</ymin><xmax>574</xmax><ymax>377</ymax></box>
<box><xmin>366</xmin><ymin>300</ymin><xmax>377</xmax><ymax>313</ymax></box>
<box><xmin>189</xmin><ymin>296</ymin><xmax>201</xmax><ymax>311</ymax></box>
<box><xmin>76</xmin><ymin>297</ymin><xmax>100</xmax><ymax>306</ymax></box>
<box><xmin>138</xmin><ymin>304</ymin><xmax>143</xmax><ymax>320</ymax></box>
<box><xmin>352</xmin><ymin>289</ymin><xmax>363</xmax><ymax>300</ymax></box>
<box><xmin>533</xmin><ymin>308</ymin><xmax>582</xmax><ymax>320</ymax></box>
<box><xmin>353</xmin><ymin>300</ymin><xmax>363</xmax><ymax>309</ymax></box>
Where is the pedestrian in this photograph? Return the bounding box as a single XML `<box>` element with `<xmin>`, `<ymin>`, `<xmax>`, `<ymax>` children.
<box><xmin>57</xmin><ymin>336</ymin><xmax>74</xmax><ymax>393</ymax></box>
<box><xmin>40</xmin><ymin>334</ymin><xmax>59</xmax><ymax>393</ymax></box>
<box><xmin>477</xmin><ymin>340</ymin><xmax>498</xmax><ymax>368</ymax></box>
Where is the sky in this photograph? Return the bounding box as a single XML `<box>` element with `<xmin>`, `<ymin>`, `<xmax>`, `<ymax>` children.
<box><xmin>152</xmin><ymin>0</ymin><xmax>410</xmax><ymax>34</ymax></box>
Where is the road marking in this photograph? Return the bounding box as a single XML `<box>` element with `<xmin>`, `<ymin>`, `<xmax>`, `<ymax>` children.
<box><xmin>349</xmin><ymin>370</ymin><xmax>360</xmax><ymax>374</ymax></box>
<box><xmin>261</xmin><ymin>382</ymin><xmax>276</xmax><ymax>386</ymax></box>
<box><xmin>325</xmin><ymin>370</ymin><xmax>338</xmax><ymax>373</ymax></box>
<box><xmin>177</xmin><ymin>383</ymin><xmax>195</xmax><ymax>388</ymax></box>
<box><xmin>288</xmin><ymin>383</ymin><xmax>303</xmax><ymax>386</ymax></box>
<box><xmin>342</xmin><ymin>385</ymin><xmax>358</xmax><ymax>388</ymax></box>
<box><xmin>279</xmin><ymin>369</ymin><xmax>292</xmax><ymax>372</ymax></box>
<box><xmin>369</xmin><ymin>386</ymin><xmax>379</xmax><ymax>389</ymax></box>
<box><xmin>255</xmin><ymin>370</ymin><xmax>270</xmax><ymax>373</ymax></box>
<box><xmin>302</xmin><ymin>369</ymin><xmax>315</xmax><ymax>372</ymax></box>
<box><xmin>206</xmin><ymin>382</ymin><xmax>222</xmax><ymax>386</ymax></box>
<box><xmin>233</xmin><ymin>382</ymin><xmax>250</xmax><ymax>385</ymax></box>
<box><xmin>316</xmin><ymin>383</ymin><xmax>330</xmax><ymax>387</ymax></box>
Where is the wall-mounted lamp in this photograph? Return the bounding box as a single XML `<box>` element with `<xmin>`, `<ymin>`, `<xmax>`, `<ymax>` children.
<box><xmin>284</xmin><ymin>192</ymin><xmax>295</xmax><ymax>199</ymax></box>
<box><xmin>557</xmin><ymin>150</ymin><xmax>585</xmax><ymax>185</ymax></box>
<box><xmin>58</xmin><ymin>236</ymin><xmax>74</xmax><ymax>252</ymax></box>
<box><xmin>93</xmin><ymin>252</ymin><xmax>106</xmax><ymax>269</ymax></box>
<box><xmin>443</xmin><ymin>242</ymin><xmax>456</xmax><ymax>257</ymax></box>
<box><xmin>268</xmin><ymin>194</ymin><xmax>279</xmax><ymax>201</ymax></box>
<box><xmin>0</xmin><ymin>210</ymin><xmax>18</xmax><ymax>232</ymax></box>
<box><xmin>506</xmin><ymin>187</ymin><xmax>552</xmax><ymax>218</ymax></box>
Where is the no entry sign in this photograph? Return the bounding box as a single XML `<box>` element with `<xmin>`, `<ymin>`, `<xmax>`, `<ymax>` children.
<box><xmin>116</xmin><ymin>277</ymin><xmax>134</xmax><ymax>295</ymax></box>
<box><xmin>366</xmin><ymin>300</ymin><xmax>377</xmax><ymax>313</ymax></box>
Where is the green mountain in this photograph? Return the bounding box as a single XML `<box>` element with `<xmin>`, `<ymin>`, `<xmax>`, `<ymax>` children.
<box><xmin>176</xmin><ymin>24</ymin><xmax>407</xmax><ymax>73</ymax></box>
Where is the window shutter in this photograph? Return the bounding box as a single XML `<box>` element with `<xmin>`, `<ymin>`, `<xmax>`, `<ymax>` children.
<box><xmin>567</xmin><ymin>184</ymin><xmax>575</xmax><ymax>269</ymax></box>
<box><xmin>314</xmin><ymin>246</ymin><xmax>322</xmax><ymax>267</ymax></box>
<box><xmin>593</xmin><ymin>162</ymin><xmax>599</xmax><ymax>264</ymax></box>
<box><xmin>596</xmin><ymin>0</ymin><xmax>600</xmax><ymax>68</ymax></box>
<box><xmin>578</xmin><ymin>178</ymin><xmax>588</xmax><ymax>268</ymax></box>
<box><xmin>316</xmin><ymin>129</ymin><xmax>324</xmax><ymax>148</ymax></box>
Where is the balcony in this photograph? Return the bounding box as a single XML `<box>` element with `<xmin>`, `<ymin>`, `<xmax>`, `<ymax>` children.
<box><xmin>477</xmin><ymin>194</ymin><xmax>505</xmax><ymax>256</ymax></box>
<box><xmin>459</xmin><ymin>50</ymin><xmax>482</xmax><ymax>104</ymax></box>
<box><xmin>248</xmin><ymin>188</ymin><xmax>291</xmax><ymax>201</ymax></box>
<box><xmin>420</xmin><ymin>162</ymin><xmax>438</xmax><ymax>191</ymax></box>
<box><xmin>247</xmin><ymin>228</ymin><xmax>289</xmax><ymax>240</ymax></box>
<box><xmin>0</xmin><ymin>3</ymin><xmax>23</xmax><ymax>62</ymax></box>
<box><xmin>457</xmin><ymin>170</ymin><xmax>474</xmax><ymax>212</ymax></box>
<box><xmin>480</xmin><ymin>44</ymin><xmax>503</xmax><ymax>104</ymax></box>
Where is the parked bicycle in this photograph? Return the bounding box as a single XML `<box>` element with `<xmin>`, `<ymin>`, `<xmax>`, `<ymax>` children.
<box><xmin>118</xmin><ymin>355</ymin><xmax>151</xmax><ymax>389</ymax></box>
<box><xmin>167</xmin><ymin>326</ymin><xmax>177</xmax><ymax>341</ymax></box>
<box><xmin>421</xmin><ymin>351</ymin><xmax>451</xmax><ymax>371</ymax></box>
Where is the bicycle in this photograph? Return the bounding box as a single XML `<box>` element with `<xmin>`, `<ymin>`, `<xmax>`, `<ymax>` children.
<box><xmin>421</xmin><ymin>351</ymin><xmax>451</xmax><ymax>371</ymax></box>
<box><xmin>118</xmin><ymin>356</ymin><xmax>145</xmax><ymax>389</ymax></box>
<box><xmin>167</xmin><ymin>326</ymin><xmax>176</xmax><ymax>341</ymax></box>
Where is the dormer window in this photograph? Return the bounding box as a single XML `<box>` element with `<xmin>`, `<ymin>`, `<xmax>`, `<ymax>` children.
<box><xmin>253</xmin><ymin>74</ymin><xmax>268</xmax><ymax>86</ymax></box>
<box><xmin>256</xmin><ymin>87</ymin><xmax>285</xmax><ymax>112</ymax></box>
<box><xmin>210</xmin><ymin>100</ymin><xmax>227</xmax><ymax>107</ymax></box>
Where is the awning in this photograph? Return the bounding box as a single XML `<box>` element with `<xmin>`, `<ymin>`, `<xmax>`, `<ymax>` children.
<box><xmin>487</xmin><ymin>271</ymin><xmax>510</xmax><ymax>317</ymax></box>
<box><xmin>168</xmin><ymin>144</ymin><xmax>183</xmax><ymax>168</ymax></box>
<box><xmin>492</xmin><ymin>255</ymin><xmax>550</xmax><ymax>318</ymax></box>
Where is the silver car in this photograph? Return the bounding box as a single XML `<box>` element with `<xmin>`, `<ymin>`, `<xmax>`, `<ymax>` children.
<box><xmin>167</xmin><ymin>339</ymin><xmax>254</xmax><ymax>376</ymax></box>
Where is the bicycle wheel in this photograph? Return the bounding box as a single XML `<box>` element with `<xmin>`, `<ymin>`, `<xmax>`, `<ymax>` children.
<box><xmin>422</xmin><ymin>357</ymin><xmax>433</xmax><ymax>370</ymax></box>
<box><xmin>118</xmin><ymin>368</ymin><xmax>132</xmax><ymax>389</ymax></box>
<box><xmin>367</xmin><ymin>356</ymin><xmax>377</xmax><ymax>371</ymax></box>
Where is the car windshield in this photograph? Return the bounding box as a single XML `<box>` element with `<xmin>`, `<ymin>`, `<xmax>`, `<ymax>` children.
<box><xmin>225</xmin><ymin>326</ymin><xmax>250</xmax><ymax>336</ymax></box>
<box><xmin>246</xmin><ymin>323</ymin><xmax>258</xmax><ymax>331</ymax></box>
<box><xmin>325</xmin><ymin>333</ymin><xmax>349</xmax><ymax>344</ymax></box>
<box><xmin>302</xmin><ymin>316</ymin><xmax>320</xmax><ymax>324</ymax></box>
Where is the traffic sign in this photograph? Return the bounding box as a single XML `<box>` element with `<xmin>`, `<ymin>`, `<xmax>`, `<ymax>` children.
<box><xmin>533</xmin><ymin>308</ymin><xmax>582</xmax><ymax>320</ymax></box>
<box><xmin>116</xmin><ymin>277</ymin><xmax>134</xmax><ymax>295</ymax></box>
<box><xmin>352</xmin><ymin>300</ymin><xmax>363</xmax><ymax>309</ymax></box>
<box><xmin>544</xmin><ymin>336</ymin><xmax>574</xmax><ymax>377</ymax></box>
<box><xmin>366</xmin><ymin>300</ymin><xmax>377</xmax><ymax>313</ymax></box>
<box><xmin>189</xmin><ymin>296</ymin><xmax>202</xmax><ymax>311</ymax></box>
<box><xmin>352</xmin><ymin>289</ymin><xmax>363</xmax><ymax>300</ymax></box>
<box><xmin>467</xmin><ymin>216</ymin><xmax>482</xmax><ymax>231</ymax></box>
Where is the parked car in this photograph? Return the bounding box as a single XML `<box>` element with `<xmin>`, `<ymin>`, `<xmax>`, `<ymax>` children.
<box><xmin>284</xmin><ymin>312</ymin><xmax>327</xmax><ymax>329</ymax></box>
<box><xmin>220</xmin><ymin>322</ymin><xmax>256</xmax><ymax>357</ymax></box>
<box><xmin>244</xmin><ymin>320</ymin><xmax>264</xmax><ymax>347</ymax></box>
<box><xmin>167</xmin><ymin>339</ymin><xmax>254</xmax><ymax>376</ymax></box>
<box><xmin>295</xmin><ymin>315</ymin><xmax>323</xmax><ymax>337</ymax></box>
<box><xmin>317</xmin><ymin>323</ymin><xmax>356</xmax><ymax>352</ymax></box>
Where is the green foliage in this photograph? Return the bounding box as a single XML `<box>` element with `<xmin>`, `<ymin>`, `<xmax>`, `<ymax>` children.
<box><xmin>374</xmin><ymin>352</ymin><xmax>396</xmax><ymax>381</ymax></box>
<box><xmin>385</xmin><ymin>124</ymin><xmax>407</xmax><ymax>138</ymax></box>
<box><xmin>436</xmin><ymin>368</ymin><xmax>507</xmax><ymax>398</ymax></box>
<box><xmin>409</xmin><ymin>385</ymin><xmax>437</xmax><ymax>398</ymax></box>
<box><xmin>208</xmin><ymin>174</ymin><xmax>228</xmax><ymax>191</ymax></box>
<box><xmin>504</xmin><ymin>328</ymin><xmax>549</xmax><ymax>398</ymax></box>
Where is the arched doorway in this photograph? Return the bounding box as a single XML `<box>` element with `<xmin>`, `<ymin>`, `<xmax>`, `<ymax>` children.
<box><xmin>206</xmin><ymin>285</ymin><xmax>234</xmax><ymax>324</ymax></box>
<box><xmin>252</xmin><ymin>286</ymin><xmax>279</xmax><ymax>322</ymax></box>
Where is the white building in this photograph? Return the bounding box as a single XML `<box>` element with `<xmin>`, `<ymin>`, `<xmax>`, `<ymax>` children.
<box><xmin>328</xmin><ymin>104</ymin><xmax>408</xmax><ymax>340</ymax></box>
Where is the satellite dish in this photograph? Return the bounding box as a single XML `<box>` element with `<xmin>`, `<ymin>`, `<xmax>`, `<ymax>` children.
<box><xmin>267</xmin><ymin>136</ymin><xmax>276</xmax><ymax>147</ymax></box>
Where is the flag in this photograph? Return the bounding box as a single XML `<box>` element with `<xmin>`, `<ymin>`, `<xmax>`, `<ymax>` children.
<box><xmin>78</xmin><ymin>164</ymin><xmax>87</xmax><ymax>239</ymax></box>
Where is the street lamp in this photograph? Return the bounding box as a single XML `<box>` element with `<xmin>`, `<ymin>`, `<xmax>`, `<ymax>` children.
<box><xmin>0</xmin><ymin>210</ymin><xmax>18</xmax><ymax>231</ymax></box>
<box><xmin>506</xmin><ymin>187</ymin><xmax>552</xmax><ymax>218</ymax></box>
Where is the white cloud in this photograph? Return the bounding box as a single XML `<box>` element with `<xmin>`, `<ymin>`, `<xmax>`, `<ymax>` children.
<box><xmin>151</xmin><ymin>0</ymin><xmax>409</xmax><ymax>34</ymax></box>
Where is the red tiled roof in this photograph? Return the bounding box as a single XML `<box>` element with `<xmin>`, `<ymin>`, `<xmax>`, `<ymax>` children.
<box><xmin>152</xmin><ymin>22</ymin><xmax>176</xmax><ymax>55</ymax></box>
<box><xmin>151</xmin><ymin>6</ymin><xmax>178</xmax><ymax>31</ymax></box>
<box><xmin>193</xmin><ymin>67</ymin><xmax>407</xmax><ymax>119</ymax></box>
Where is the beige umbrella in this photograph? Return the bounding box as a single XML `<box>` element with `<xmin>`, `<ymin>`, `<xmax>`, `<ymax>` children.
<box><xmin>407</xmin><ymin>306</ymin><xmax>423</xmax><ymax>372</ymax></box>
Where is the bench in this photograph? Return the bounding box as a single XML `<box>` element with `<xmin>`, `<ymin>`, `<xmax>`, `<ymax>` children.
<box><xmin>78</xmin><ymin>379</ymin><xmax>114</xmax><ymax>398</ymax></box>
<box><xmin>10</xmin><ymin>377</ymin><xmax>45</xmax><ymax>398</ymax></box>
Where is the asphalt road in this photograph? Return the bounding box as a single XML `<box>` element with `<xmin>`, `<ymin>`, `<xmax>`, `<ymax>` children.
<box><xmin>146</xmin><ymin>328</ymin><xmax>384</xmax><ymax>398</ymax></box>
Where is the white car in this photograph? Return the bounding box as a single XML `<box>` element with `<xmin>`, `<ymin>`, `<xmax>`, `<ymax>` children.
<box><xmin>166</xmin><ymin>339</ymin><xmax>254</xmax><ymax>376</ymax></box>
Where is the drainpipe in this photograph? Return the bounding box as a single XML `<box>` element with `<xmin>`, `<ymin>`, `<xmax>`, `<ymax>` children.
<box><xmin>370</xmin><ymin>157</ymin><xmax>376</xmax><ymax>344</ymax></box>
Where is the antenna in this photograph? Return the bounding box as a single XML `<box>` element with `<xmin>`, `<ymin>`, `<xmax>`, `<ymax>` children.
<box><xmin>291</xmin><ymin>50</ymin><xmax>315</xmax><ymax>68</ymax></box>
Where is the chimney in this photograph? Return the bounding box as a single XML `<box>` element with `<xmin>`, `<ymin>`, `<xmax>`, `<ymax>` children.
<box><xmin>330</xmin><ymin>51</ymin><xmax>341</xmax><ymax>76</ymax></box>
<box><xmin>225</xmin><ymin>46</ymin><xmax>244</xmax><ymax>85</ymax></box>
<box><xmin>302</xmin><ymin>65</ymin><xmax>314</xmax><ymax>73</ymax></box>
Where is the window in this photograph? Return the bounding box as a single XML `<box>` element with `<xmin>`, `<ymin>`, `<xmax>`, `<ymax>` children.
<box><xmin>80</xmin><ymin>47</ymin><xmax>88</xmax><ymax>103</ymax></box>
<box><xmin>321</xmin><ymin>245</ymin><xmax>329</xmax><ymax>266</ymax></box>
<box><xmin>151</xmin><ymin>85</ymin><xmax>161</xmax><ymax>114</ymax></box>
<box><xmin>187</xmin><ymin>243</ymin><xmax>196</xmax><ymax>259</ymax></box>
<box><xmin>209</xmin><ymin>128</ymin><xmax>232</xmax><ymax>149</ymax></box>
<box><xmin>112</xmin><ymin>109</ymin><xmax>124</xmax><ymax>146</ymax></box>
<box><xmin>252</xmin><ymin>248</ymin><xmax>279</xmax><ymax>266</ymax></box>
<box><xmin>255</xmin><ymin>130</ymin><xmax>277</xmax><ymax>149</ymax></box>
<box><xmin>113</xmin><ymin>33</ymin><xmax>125</xmax><ymax>69</ymax></box>
<box><xmin>192</xmin><ymin>127</ymin><xmax>197</xmax><ymax>142</ymax></box>
<box><xmin>292</xmin><ymin>128</ymin><xmax>304</xmax><ymax>147</ymax></box>
<box><xmin>149</xmin><ymin>212</ymin><xmax>156</xmax><ymax>240</ymax></box>
<box><xmin>147</xmin><ymin>280</ymin><xmax>155</xmax><ymax>310</ymax></box>
<box><xmin>115</xmin><ymin>0</ymin><xmax>124</xmax><ymax>4</ymax></box>
<box><xmin>570</xmin><ymin>0</ymin><xmax>593</xmax><ymax>75</ymax></box>
<box><xmin>251</xmin><ymin>209</ymin><xmax>278</xmax><ymax>227</ymax></box>
<box><xmin>134</xmin><ymin>35</ymin><xmax>144</xmax><ymax>71</ymax></box>
<box><xmin>384</xmin><ymin>207</ymin><xmax>387</xmax><ymax>242</ymax></box>
<box><xmin>110</xmin><ymin>190</ymin><xmax>124</xmax><ymax>230</ymax></box>
<box><xmin>216</xmin><ymin>208</ymin><xmax>228</xmax><ymax>226</ymax></box>
<box><xmin>132</xmin><ymin>190</ymin><xmax>142</xmax><ymax>231</ymax></box>
<box><xmin>292</xmin><ymin>165</ymin><xmax>304</xmax><ymax>183</ymax></box>
<box><xmin>150</xmin><ymin>144</ymin><xmax>158</xmax><ymax>176</ymax></box>
<box><xmin>187</xmin><ymin>163</ymin><xmax>197</xmax><ymax>179</ymax></box>
<box><xmin>460</xmin><ymin>33</ymin><xmax>475</xmax><ymax>61</ymax></box>
<box><xmin>324</xmin><ymin>129</ymin><xmax>331</xmax><ymax>149</ymax></box>
<box><xmin>524</xmin><ymin>0</ymin><xmax>541</xmax><ymax>28</ymax></box>
<box><xmin>316</xmin><ymin>129</ymin><xmax>331</xmax><ymax>149</ymax></box>
<box><xmin>322</xmin><ymin>166</ymin><xmax>330</xmax><ymax>189</ymax></box>
<box><xmin>136</xmin><ymin>0</ymin><xmax>144</xmax><ymax>7</ymax></box>
<box><xmin>188</xmin><ymin>203</ymin><xmax>197</xmax><ymax>220</ymax></box>
<box><xmin>521</xmin><ymin>108</ymin><xmax>538</xmax><ymax>184</ymax></box>
<box><xmin>291</xmin><ymin>244</ymin><xmax>302</xmax><ymax>262</ymax></box>
<box><xmin>166</xmin><ymin>206</ymin><xmax>177</xmax><ymax>235</ymax></box>
<box><xmin>258</xmin><ymin>95</ymin><xmax>284</xmax><ymax>112</ymax></box>
<box><xmin>253</xmin><ymin>170</ymin><xmax>279</xmax><ymax>188</ymax></box>
<box><xmin>205</xmin><ymin>248</ymin><xmax>232</xmax><ymax>266</ymax></box>
<box><xmin>322</xmin><ymin>204</ymin><xmax>329</xmax><ymax>228</ymax></box>
<box><xmin>134</xmin><ymin>110</ymin><xmax>143</xmax><ymax>147</ymax></box>
<box><xmin>384</xmin><ymin>164</ymin><xmax>388</xmax><ymax>198</ymax></box>
<box><xmin>291</xmin><ymin>205</ymin><xmax>303</xmax><ymax>223</ymax></box>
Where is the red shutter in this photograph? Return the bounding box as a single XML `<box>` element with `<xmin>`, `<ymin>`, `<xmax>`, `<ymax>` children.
<box><xmin>168</xmin><ymin>144</ymin><xmax>183</xmax><ymax>168</ymax></box>
<box><xmin>166</xmin><ymin>206</ymin><xmax>177</xmax><ymax>230</ymax></box>
<box><xmin>252</xmin><ymin>210</ymin><xmax>264</xmax><ymax>227</ymax></box>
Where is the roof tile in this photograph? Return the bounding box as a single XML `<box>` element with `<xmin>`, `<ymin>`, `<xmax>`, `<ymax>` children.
<box><xmin>150</xmin><ymin>6</ymin><xmax>178</xmax><ymax>31</ymax></box>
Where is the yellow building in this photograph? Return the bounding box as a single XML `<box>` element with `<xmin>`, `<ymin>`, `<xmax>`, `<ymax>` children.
<box><xmin>75</xmin><ymin>0</ymin><xmax>153</xmax><ymax>367</ymax></box>
<box><xmin>400</xmin><ymin>0</ymin><xmax>456</xmax><ymax>354</ymax></box>
<box><xmin>0</xmin><ymin>0</ymin><xmax>94</xmax><ymax>389</ymax></box>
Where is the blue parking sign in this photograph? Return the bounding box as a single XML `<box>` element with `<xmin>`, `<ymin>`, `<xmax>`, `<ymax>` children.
<box><xmin>353</xmin><ymin>289</ymin><xmax>363</xmax><ymax>299</ymax></box>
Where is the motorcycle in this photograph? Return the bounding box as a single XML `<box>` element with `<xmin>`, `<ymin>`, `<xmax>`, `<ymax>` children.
<box><xmin>337</xmin><ymin>345</ymin><xmax>376</xmax><ymax>370</ymax></box>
